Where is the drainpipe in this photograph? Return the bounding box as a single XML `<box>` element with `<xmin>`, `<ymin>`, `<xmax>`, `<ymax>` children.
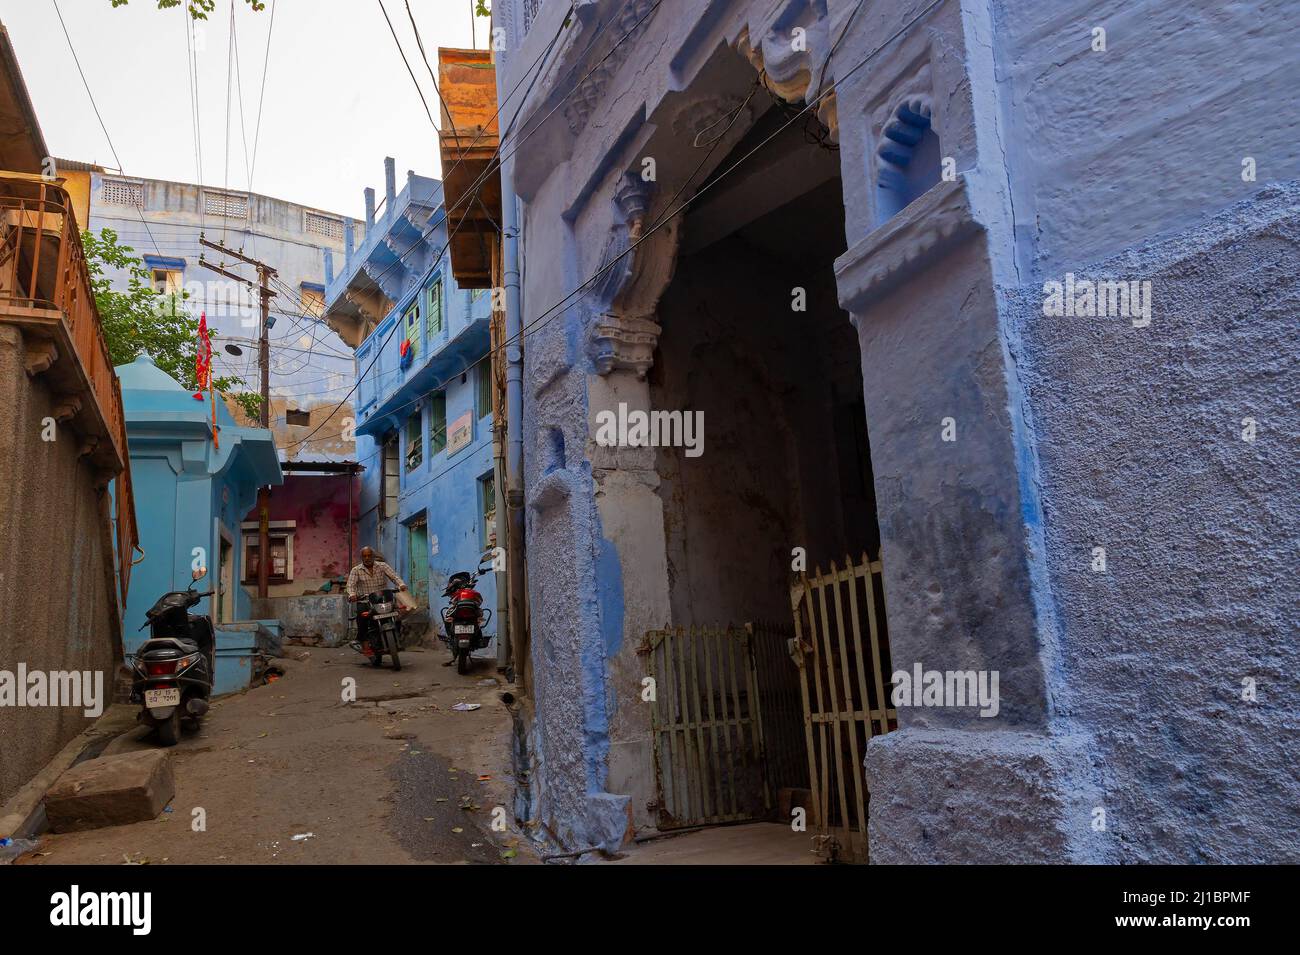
<box><xmin>494</xmin><ymin>444</ymin><xmax>508</xmax><ymax>670</ymax></box>
<box><xmin>501</xmin><ymin>158</ymin><xmax>526</xmax><ymax>691</ymax></box>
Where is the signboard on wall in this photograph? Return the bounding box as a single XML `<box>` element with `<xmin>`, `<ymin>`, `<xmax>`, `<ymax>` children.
<box><xmin>447</xmin><ymin>410</ymin><xmax>473</xmax><ymax>455</ymax></box>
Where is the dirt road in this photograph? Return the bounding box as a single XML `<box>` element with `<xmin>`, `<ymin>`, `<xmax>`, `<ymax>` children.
<box><xmin>22</xmin><ymin>645</ymin><xmax>533</xmax><ymax>865</ymax></box>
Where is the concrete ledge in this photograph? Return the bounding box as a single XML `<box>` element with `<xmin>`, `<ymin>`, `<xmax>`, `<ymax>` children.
<box><xmin>0</xmin><ymin>703</ymin><xmax>138</xmax><ymax>841</ymax></box>
<box><xmin>863</xmin><ymin>727</ymin><xmax>1103</xmax><ymax>864</ymax></box>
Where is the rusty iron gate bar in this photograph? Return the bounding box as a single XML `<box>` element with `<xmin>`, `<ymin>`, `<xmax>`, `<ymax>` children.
<box><xmin>790</xmin><ymin>554</ymin><xmax>896</xmax><ymax>863</ymax></box>
<box><xmin>748</xmin><ymin>620</ymin><xmax>809</xmax><ymax>798</ymax></box>
<box><xmin>641</xmin><ymin>623</ymin><xmax>807</xmax><ymax>830</ymax></box>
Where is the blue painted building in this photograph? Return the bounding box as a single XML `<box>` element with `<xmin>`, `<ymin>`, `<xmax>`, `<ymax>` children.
<box><xmin>323</xmin><ymin>160</ymin><xmax>498</xmax><ymax>644</ymax></box>
<box><xmin>117</xmin><ymin>354</ymin><xmax>283</xmax><ymax>695</ymax></box>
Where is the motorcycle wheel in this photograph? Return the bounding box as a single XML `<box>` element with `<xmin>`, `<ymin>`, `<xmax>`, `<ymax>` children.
<box><xmin>156</xmin><ymin>709</ymin><xmax>182</xmax><ymax>746</ymax></box>
<box><xmin>457</xmin><ymin>649</ymin><xmax>470</xmax><ymax>674</ymax></box>
<box><xmin>385</xmin><ymin>629</ymin><xmax>402</xmax><ymax>671</ymax></box>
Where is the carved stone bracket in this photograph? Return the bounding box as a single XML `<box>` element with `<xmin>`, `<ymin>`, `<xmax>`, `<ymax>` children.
<box><xmin>735</xmin><ymin>1</ymin><xmax>837</xmax><ymax>141</ymax></box>
<box><xmin>52</xmin><ymin>394</ymin><xmax>82</xmax><ymax>423</ymax></box>
<box><xmin>834</xmin><ymin>176</ymin><xmax>983</xmax><ymax>312</ymax></box>
<box><xmin>24</xmin><ymin>338</ymin><xmax>58</xmax><ymax>377</ymax></box>
<box><xmin>589</xmin><ymin>172</ymin><xmax>681</xmax><ymax>378</ymax></box>
<box><xmin>592</xmin><ymin>313</ymin><xmax>661</xmax><ymax>378</ymax></box>
<box><xmin>562</xmin><ymin>0</ymin><xmax>661</xmax><ymax>137</ymax></box>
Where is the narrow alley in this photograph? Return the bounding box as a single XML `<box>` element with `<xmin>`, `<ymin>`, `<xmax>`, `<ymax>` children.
<box><xmin>0</xmin><ymin>0</ymin><xmax>1293</xmax><ymax>932</ymax></box>
<box><xmin>19</xmin><ymin>649</ymin><xmax>530</xmax><ymax>866</ymax></box>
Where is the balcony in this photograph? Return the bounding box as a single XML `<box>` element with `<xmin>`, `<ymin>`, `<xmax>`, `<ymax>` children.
<box><xmin>437</xmin><ymin>47</ymin><xmax>500</xmax><ymax>290</ymax></box>
<box><xmin>0</xmin><ymin>172</ymin><xmax>139</xmax><ymax>604</ymax></box>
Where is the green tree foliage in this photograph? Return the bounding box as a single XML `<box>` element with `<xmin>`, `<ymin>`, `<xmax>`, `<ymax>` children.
<box><xmin>109</xmin><ymin>0</ymin><xmax>265</xmax><ymax>19</ymax></box>
<box><xmin>83</xmin><ymin>227</ymin><xmax>261</xmax><ymax>420</ymax></box>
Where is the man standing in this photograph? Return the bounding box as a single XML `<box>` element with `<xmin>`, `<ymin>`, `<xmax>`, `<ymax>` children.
<box><xmin>347</xmin><ymin>547</ymin><xmax>407</xmax><ymax>647</ymax></box>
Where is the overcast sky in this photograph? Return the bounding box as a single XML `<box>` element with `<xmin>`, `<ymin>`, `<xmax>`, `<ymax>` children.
<box><xmin>1</xmin><ymin>0</ymin><xmax>483</xmax><ymax>218</ymax></box>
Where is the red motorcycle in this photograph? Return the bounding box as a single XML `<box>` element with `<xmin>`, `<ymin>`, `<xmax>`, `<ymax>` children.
<box><xmin>440</xmin><ymin>555</ymin><xmax>494</xmax><ymax>674</ymax></box>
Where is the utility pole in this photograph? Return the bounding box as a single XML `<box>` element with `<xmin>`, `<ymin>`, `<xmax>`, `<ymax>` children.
<box><xmin>199</xmin><ymin>234</ymin><xmax>278</xmax><ymax>599</ymax></box>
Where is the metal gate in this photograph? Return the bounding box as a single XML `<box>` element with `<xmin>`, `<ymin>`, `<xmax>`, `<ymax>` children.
<box><xmin>641</xmin><ymin>623</ymin><xmax>807</xmax><ymax>829</ymax></box>
<box><xmin>790</xmin><ymin>554</ymin><xmax>896</xmax><ymax>862</ymax></box>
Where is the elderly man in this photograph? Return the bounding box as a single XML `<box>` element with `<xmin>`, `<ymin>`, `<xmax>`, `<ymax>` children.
<box><xmin>347</xmin><ymin>547</ymin><xmax>407</xmax><ymax>647</ymax></box>
<box><xmin>346</xmin><ymin>547</ymin><xmax>407</xmax><ymax>602</ymax></box>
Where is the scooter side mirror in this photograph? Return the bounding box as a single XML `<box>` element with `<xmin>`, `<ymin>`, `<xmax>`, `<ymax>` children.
<box><xmin>192</xmin><ymin>567</ymin><xmax>208</xmax><ymax>581</ymax></box>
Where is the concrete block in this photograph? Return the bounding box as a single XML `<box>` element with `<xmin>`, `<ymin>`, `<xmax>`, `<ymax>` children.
<box><xmin>44</xmin><ymin>750</ymin><xmax>175</xmax><ymax>832</ymax></box>
<box><xmin>863</xmin><ymin>728</ymin><xmax>1101</xmax><ymax>864</ymax></box>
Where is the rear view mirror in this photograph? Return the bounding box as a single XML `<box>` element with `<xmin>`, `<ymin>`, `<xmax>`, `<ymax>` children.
<box><xmin>192</xmin><ymin>567</ymin><xmax>207</xmax><ymax>581</ymax></box>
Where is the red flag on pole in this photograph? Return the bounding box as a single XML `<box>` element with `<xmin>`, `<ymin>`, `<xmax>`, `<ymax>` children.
<box><xmin>193</xmin><ymin>311</ymin><xmax>211</xmax><ymax>400</ymax></box>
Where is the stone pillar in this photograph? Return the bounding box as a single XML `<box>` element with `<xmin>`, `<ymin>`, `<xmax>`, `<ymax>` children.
<box><xmin>823</xmin><ymin>0</ymin><xmax>1099</xmax><ymax>862</ymax></box>
<box><xmin>583</xmin><ymin>172</ymin><xmax>680</xmax><ymax>829</ymax></box>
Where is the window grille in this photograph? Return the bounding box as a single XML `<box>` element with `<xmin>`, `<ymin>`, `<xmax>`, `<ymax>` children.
<box><xmin>305</xmin><ymin>211</ymin><xmax>343</xmax><ymax>239</ymax></box>
<box><xmin>204</xmin><ymin>190</ymin><xmax>249</xmax><ymax>219</ymax></box>
<box><xmin>102</xmin><ymin>179</ymin><xmax>143</xmax><ymax>207</ymax></box>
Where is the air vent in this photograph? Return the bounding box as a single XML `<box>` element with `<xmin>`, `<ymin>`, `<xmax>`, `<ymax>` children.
<box><xmin>285</xmin><ymin>409</ymin><xmax>311</xmax><ymax>426</ymax></box>
<box><xmin>304</xmin><ymin>211</ymin><xmax>343</xmax><ymax>240</ymax></box>
<box><xmin>204</xmin><ymin>190</ymin><xmax>249</xmax><ymax>219</ymax></box>
<box><xmin>102</xmin><ymin>179</ymin><xmax>143</xmax><ymax>207</ymax></box>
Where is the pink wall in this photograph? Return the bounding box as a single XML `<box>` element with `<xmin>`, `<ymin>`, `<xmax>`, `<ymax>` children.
<box><xmin>245</xmin><ymin>473</ymin><xmax>358</xmax><ymax>588</ymax></box>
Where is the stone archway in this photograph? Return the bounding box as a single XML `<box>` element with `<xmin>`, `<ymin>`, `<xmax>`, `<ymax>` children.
<box><xmin>515</xmin><ymin>0</ymin><xmax>1094</xmax><ymax>859</ymax></box>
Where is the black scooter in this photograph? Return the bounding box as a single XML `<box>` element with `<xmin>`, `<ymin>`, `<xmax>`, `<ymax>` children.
<box><xmin>130</xmin><ymin>567</ymin><xmax>216</xmax><ymax>746</ymax></box>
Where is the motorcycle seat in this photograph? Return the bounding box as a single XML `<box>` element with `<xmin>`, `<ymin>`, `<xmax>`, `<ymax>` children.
<box><xmin>140</xmin><ymin>636</ymin><xmax>200</xmax><ymax>655</ymax></box>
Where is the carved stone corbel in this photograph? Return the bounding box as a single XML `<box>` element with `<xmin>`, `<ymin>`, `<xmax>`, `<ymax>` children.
<box><xmin>78</xmin><ymin>436</ymin><xmax>99</xmax><ymax>459</ymax></box>
<box><xmin>735</xmin><ymin>3</ymin><xmax>837</xmax><ymax>142</ymax></box>
<box><xmin>52</xmin><ymin>394</ymin><xmax>82</xmax><ymax>423</ymax></box>
<box><xmin>24</xmin><ymin>338</ymin><xmax>58</xmax><ymax>377</ymax></box>
<box><xmin>589</xmin><ymin>172</ymin><xmax>681</xmax><ymax>379</ymax></box>
<box><xmin>561</xmin><ymin>0</ymin><xmax>662</xmax><ymax>138</ymax></box>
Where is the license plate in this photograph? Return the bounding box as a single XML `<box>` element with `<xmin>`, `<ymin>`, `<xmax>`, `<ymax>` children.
<box><xmin>454</xmin><ymin>624</ymin><xmax>475</xmax><ymax>634</ymax></box>
<box><xmin>145</xmin><ymin>688</ymin><xmax>180</xmax><ymax>708</ymax></box>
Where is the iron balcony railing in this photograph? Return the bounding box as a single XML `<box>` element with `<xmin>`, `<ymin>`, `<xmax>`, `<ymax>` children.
<box><xmin>0</xmin><ymin>172</ymin><xmax>140</xmax><ymax>606</ymax></box>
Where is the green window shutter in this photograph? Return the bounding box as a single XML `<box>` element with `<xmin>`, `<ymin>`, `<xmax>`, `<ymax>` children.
<box><xmin>427</xmin><ymin>279</ymin><xmax>443</xmax><ymax>338</ymax></box>
<box><xmin>405</xmin><ymin>409</ymin><xmax>423</xmax><ymax>471</ymax></box>
<box><xmin>476</xmin><ymin>363</ymin><xmax>492</xmax><ymax>418</ymax></box>
<box><xmin>430</xmin><ymin>391</ymin><xmax>447</xmax><ymax>454</ymax></box>
<box><xmin>404</xmin><ymin>302</ymin><xmax>420</xmax><ymax>358</ymax></box>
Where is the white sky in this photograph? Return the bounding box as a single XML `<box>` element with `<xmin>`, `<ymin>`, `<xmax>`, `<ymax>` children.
<box><xmin>1</xmin><ymin>0</ymin><xmax>484</xmax><ymax>218</ymax></box>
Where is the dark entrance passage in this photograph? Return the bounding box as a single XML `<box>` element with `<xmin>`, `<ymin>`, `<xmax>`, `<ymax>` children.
<box><xmin>652</xmin><ymin>106</ymin><xmax>880</xmax><ymax>627</ymax></box>
<box><xmin>644</xmin><ymin>105</ymin><xmax>890</xmax><ymax>849</ymax></box>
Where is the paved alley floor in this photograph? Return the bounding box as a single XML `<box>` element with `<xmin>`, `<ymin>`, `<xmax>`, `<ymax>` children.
<box><xmin>19</xmin><ymin>645</ymin><xmax>533</xmax><ymax>865</ymax></box>
<box><xmin>603</xmin><ymin>823</ymin><xmax>820</xmax><ymax>865</ymax></box>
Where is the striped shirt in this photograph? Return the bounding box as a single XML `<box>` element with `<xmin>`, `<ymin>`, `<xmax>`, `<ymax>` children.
<box><xmin>346</xmin><ymin>560</ymin><xmax>405</xmax><ymax>598</ymax></box>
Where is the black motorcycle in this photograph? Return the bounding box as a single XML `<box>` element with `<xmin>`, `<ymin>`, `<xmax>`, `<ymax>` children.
<box><xmin>440</xmin><ymin>554</ymin><xmax>494</xmax><ymax>674</ymax></box>
<box><xmin>131</xmin><ymin>568</ymin><xmax>215</xmax><ymax>746</ymax></box>
<box><xmin>351</xmin><ymin>589</ymin><xmax>403</xmax><ymax>671</ymax></box>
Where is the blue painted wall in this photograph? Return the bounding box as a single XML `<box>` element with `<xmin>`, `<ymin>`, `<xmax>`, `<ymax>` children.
<box><xmin>329</xmin><ymin>173</ymin><xmax>499</xmax><ymax>640</ymax></box>
<box><xmin>116</xmin><ymin>355</ymin><xmax>282</xmax><ymax>687</ymax></box>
